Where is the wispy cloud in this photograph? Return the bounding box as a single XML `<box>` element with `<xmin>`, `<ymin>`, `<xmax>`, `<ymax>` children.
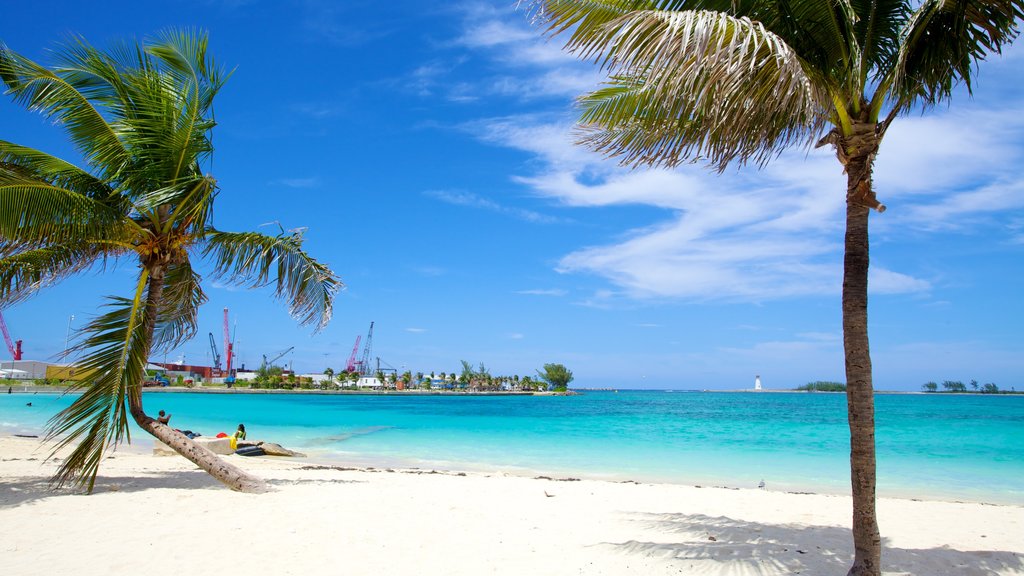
<box><xmin>291</xmin><ymin>102</ymin><xmax>345</xmax><ymax>119</ymax></box>
<box><xmin>425</xmin><ymin>189</ymin><xmax>561</xmax><ymax>224</ymax></box>
<box><xmin>405</xmin><ymin>327</ymin><xmax>428</xmax><ymax>334</ymax></box>
<box><xmin>515</xmin><ymin>288</ymin><xmax>567</xmax><ymax>296</ymax></box>
<box><xmin>445</xmin><ymin>0</ymin><xmax>1023</xmax><ymax>306</ymax></box>
<box><xmin>271</xmin><ymin>177</ymin><xmax>321</xmax><ymax>189</ymax></box>
<box><xmin>463</xmin><ymin>93</ymin><xmax>1024</xmax><ymax>302</ymax></box>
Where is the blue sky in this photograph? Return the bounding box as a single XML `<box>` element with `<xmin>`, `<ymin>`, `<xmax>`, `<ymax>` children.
<box><xmin>1</xmin><ymin>1</ymin><xmax>1022</xmax><ymax>390</ymax></box>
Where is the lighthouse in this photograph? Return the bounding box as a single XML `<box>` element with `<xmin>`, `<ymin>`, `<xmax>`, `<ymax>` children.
<box><xmin>755</xmin><ymin>375</ymin><xmax>762</xmax><ymax>391</ymax></box>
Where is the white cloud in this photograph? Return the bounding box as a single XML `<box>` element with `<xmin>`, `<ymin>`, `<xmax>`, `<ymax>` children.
<box><xmin>272</xmin><ymin>177</ymin><xmax>320</xmax><ymax>189</ymax></box>
<box><xmin>463</xmin><ymin>90</ymin><xmax>1024</xmax><ymax>303</ymax></box>
<box><xmin>450</xmin><ymin>0</ymin><xmax>1023</xmax><ymax>305</ymax></box>
<box><xmin>425</xmin><ymin>189</ymin><xmax>560</xmax><ymax>224</ymax></box>
<box><xmin>405</xmin><ymin>327</ymin><xmax>428</xmax><ymax>333</ymax></box>
<box><xmin>515</xmin><ymin>288</ymin><xmax>567</xmax><ymax>296</ymax></box>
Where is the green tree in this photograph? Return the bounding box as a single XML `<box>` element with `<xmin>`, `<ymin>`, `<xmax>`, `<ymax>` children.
<box><xmin>537</xmin><ymin>363</ymin><xmax>574</xmax><ymax>391</ymax></box>
<box><xmin>922</xmin><ymin>382</ymin><xmax>938</xmax><ymax>393</ymax></box>
<box><xmin>528</xmin><ymin>2</ymin><xmax>1021</xmax><ymax>573</ymax></box>
<box><xmin>982</xmin><ymin>382</ymin><xmax>1000</xmax><ymax>394</ymax></box>
<box><xmin>0</xmin><ymin>30</ymin><xmax>338</xmax><ymax>493</ymax></box>
<box><xmin>942</xmin><ymin>380</ymin><xmax>967</xmax><ymax>392</ymax></box>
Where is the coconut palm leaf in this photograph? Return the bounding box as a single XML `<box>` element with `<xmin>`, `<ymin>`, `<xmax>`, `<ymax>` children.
<box><xmin>573</xmin><ymin>11</ymin><xmax>828</xmax><ymax>169</ymax></box>
<box><xmin>0</xmin><ymin>178</ymin><xmax>138</xmax><ymax>253</ymax></box>
<box><xmin>893</xmin><ymin>0</ymin><xmax>1024</xmax><ymax>106</ymax></box>
<box><xmin>203</xmin><ymin>230</ymin><xmax>340</xmax><ymax>331</ymax></box>
<box><xmin>47</xmin><ymin>275</ymin><xmax>152</xmax><ymax>491</ymax></box>
<box><xmin>0</xmin><ymin>244</ymin><xmax>121</xmax><ymax>306</ymax></box>
<box><xmin>0</xmin><ymin>43</ymin><xmax>131</xmax><ymax>178</ymax></box>
<box><xmin>151</xmin><ymin>261</ymin><xmax>207</xmax><ymax>353</ymax></box>
<box><xmin>0</xmin><ymin>141</ymin><xmax>114</xmax><ymax>200</ymax></box>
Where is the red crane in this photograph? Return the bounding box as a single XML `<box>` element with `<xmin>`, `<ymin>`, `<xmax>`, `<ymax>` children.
<box><xmin>223</xmin><ymin>308</ymin><xmax>234</xmax><ymax>375</ymax></box>
<box><xmin>0</xmin><ymin>311</ymin><xmax>23</xmax><ymax>360</ymax></box>
<box><xmin>345</xmin><ymin>335</ymin><xmax>362</xmax><ymax>372</ymax></box>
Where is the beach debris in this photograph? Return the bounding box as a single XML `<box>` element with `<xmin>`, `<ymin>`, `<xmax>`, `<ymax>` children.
<box><xmin>544</xmin><ymin>491</ymin><xmax>555</xmax><ymax>497</ymax></box>
<box><xmin>708</xmin><ymin>536</ymin><xmax>717</xmax><ymax>541</ymax></box>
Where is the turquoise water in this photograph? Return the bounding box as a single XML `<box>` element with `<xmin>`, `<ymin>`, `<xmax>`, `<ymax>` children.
<box><xmin>2</xmin><ymin>390</ymin><xmax>1022</xmax><ymax>504</ymax></box>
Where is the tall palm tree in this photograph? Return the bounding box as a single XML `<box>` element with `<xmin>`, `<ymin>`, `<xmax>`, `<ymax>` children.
<box><xmin>527</xmin><ymin>1</ymin><xmax>1022</xmax><ymax>574</ymax></box>
<box><xmin>0</xmin><ymin>30</ymin><xmax>339</xmax><ymax>493</ymax></box>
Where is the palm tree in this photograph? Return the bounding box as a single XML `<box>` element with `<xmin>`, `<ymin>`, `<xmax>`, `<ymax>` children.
<box><xmin>0</xmin><ymin>30</ymin><xmax>339</xmax><ymax>493</ymax></box>
<box><xmin>527</xmin><ymin>1</ymin><xmax>1022</xmax><ymax>574</ymax></box>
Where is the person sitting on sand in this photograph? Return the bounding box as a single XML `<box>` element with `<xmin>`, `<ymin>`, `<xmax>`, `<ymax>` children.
<box><xmin>232</xmin><ymin>423</ymin><xmax>246</xmax><ymax>441</ymax></box>
<box><xmin>157</xmin><ymin>410</ymin><xmax>171</xmax><ymax>425</ymax></box>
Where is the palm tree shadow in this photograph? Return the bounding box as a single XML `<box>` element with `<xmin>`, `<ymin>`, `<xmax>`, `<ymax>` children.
<box><xmin>604</xmin><ymin>512</ymin><xmax>1023</xmax><ymax>576</ymax></box>
<box><xmin>0</xmin><ymin>469</ymin><xmax>363</xmax><ymax>508</ymax></box>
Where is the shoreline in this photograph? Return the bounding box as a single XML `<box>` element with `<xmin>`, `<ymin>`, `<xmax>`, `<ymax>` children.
<box><xmin>6</xmin><ymin>430</ymin><xmax>1021</xmax><ymax>508</ymax></box>
<box><xmin>2</xmin><ymin>435</ymin><xmax>1021</xmax><ymax>576</ymax></box>
<box><xmin>5</xmin><ymin>389</ymin><xmax>1022</xmax><ymax>507</ymax></box>
<box><xmin>2</xmin><ymin>384</ymin><xmax>571</xmax><ymax>396</ymax></box>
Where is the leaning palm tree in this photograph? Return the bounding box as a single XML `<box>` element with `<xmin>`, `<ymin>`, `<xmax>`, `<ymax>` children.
<box><xmin>0</xmin><ymin>30</ymin><xmax>339</xmax><ymax>493</ymax></box>
<box><xmin>526</xmin><ymin>1</ymin><xmax>1022</xmax><ymax>574</ymax></box>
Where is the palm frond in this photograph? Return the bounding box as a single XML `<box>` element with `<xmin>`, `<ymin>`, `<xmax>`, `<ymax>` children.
<box><xmin>0</xmin><ymin>176</ymin><xmax>138</xmax><ymax>253</ymax></box>
<box><xmin>0</xmin><ymin>141</ymin><xmax>114</xmax><ymax>200</ymax></box>
<box><xmin>850</xmin><ymin>0</ymin><xmax>909</xmax><ymax>83</ymax></box>
<box><xmin>892</xmin><ymin>0</ymin><xmax>1023</xmax><ymax>108</ymax></box>
<box><xmin>0</xmin><ymin>42</ymin><xmax>131</xmax><ymax>179</ymax></box>
<box><xmin>151</xmin><ymin>260</ymin><xmax>207</xmax><ymax>353</ymax></box>
<box><xmin>574</xmin><ymin>11</ymin><xmax>829</xmax><ymax>170</ymax></box>
<box><xmin>0</xmin><ymin>243</ymin><xmax>123</xmax><ymax>306</ymax></box>
<box><xmin>46</xmin><ymin>272</ymin><xmax>153</xmax><ymax>492</ymax></box>
<box><xmin>202</xmin><ymin>229</ymin><xmax>340</xmax><ymax>331</ymax></box>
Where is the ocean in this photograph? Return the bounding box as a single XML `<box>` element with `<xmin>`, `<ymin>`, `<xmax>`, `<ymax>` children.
<box><xmin>2</xmin><ymin>389</ymin><xmax>1022</xmax><ymax>504</ymax></box>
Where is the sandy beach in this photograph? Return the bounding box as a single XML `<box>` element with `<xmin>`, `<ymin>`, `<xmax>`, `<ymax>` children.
<box><xmin>1</xmin><ymin>436</ymin><xmax>1021</xmax><ymax>576</ymax></box>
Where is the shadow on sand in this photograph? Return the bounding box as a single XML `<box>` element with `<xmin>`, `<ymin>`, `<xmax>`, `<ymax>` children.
<box><xmin>0</xmin><ymin>467</ymin><xmax>364</xmax><ymax>508</ymax></box>
<box><xmin>605</xmin><ymin>512</ymin><xmax>1022</xmax><ymax>576</ymax></box>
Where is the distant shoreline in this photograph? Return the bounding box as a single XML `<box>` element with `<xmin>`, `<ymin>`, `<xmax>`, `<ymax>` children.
<box><xmin>6</xmin><ymin>383</ymin><xmax>1018</xmax><ymax>396</ymax></box>
<box><xmin>2</xmin><ymin>383</ymin><xmax>572</xmax><ymax>397</ymax></box>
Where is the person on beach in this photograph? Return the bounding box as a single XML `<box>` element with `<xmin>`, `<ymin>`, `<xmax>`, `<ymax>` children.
<box><xmin>232</xmin><ymin>424</ymin><xmax>246</xmax><ymax>441</ymax></box>
<box><xmin>157</xmin><ymin>410</ymin><xmax>171</xmax><ymax>425</ymax></box>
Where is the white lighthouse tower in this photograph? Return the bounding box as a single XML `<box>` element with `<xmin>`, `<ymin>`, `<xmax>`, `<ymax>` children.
<box><xmin>755</xmin><ymin>374</ymin><xmax>762</xmax><ymax>391</ymax></box>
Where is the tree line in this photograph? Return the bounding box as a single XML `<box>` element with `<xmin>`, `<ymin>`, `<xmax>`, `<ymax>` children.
<box><xmin>921</xmin><ymin>380</ymin><xmax>1009</xmax><ymax>394</ymax></box>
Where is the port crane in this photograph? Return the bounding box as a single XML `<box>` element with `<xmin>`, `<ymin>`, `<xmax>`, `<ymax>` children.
<box><xmin>262</xmin><ymin>346</ymin><xmax>294</xmax><ymax>370</ymax></box>
<box><xmin>208</xmin><ymin>332</ymin><xmax>221</xmax><ymax>370</ymax></box>
<box><xmin>345</xmin><ymin>335</ymin><xmax>362</xmax><ymax>373</ymax></box>
<box><xmin>223</xmin><ymin>308</ymin><xmax>235</xmax><ymax>377</ymax></box>
<box><xmin>357</xmin><ymin>322</ymin><xmax>374</xmax><ymax>376</ymax></box>
<box><xmin>0</xmin><ymin>311</ymin><xmax>23</xmax><ymax>360</ymax></box>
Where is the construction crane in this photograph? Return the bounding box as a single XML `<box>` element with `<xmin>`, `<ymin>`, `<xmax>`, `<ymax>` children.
<box><xmin>208</xmin><ymin>332</ymin><xmax>221</xmax><ymax>370</ymax></box>
<box><xmin>345</xmin><ymin>335</ymin><xmax>362</xmax><ymax>373</ymax></box>
<box><xmin>0</xmin><ymin>311</ymin><xmax>23</xmax><ymax>361</ymax></box>
<box><xmin>358</xmin><ymin>322</ymin><xmax>374</xmax><ymax>376</ymax></box>
<box><xmin>262</xmin><ymin>346</ymin><xmax>294</xmax><ymax>370</ymax></box>
<box><xmin>223</xmin><ymin>308</ymin><xmax>234</xmax><ymax>377</ymax></box>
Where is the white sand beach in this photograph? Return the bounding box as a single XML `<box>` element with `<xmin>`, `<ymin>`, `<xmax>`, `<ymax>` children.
<box><xmin>1</xmin><ymin>436</ymin><xmax>1021</xmax><ymax>576</ymax></box>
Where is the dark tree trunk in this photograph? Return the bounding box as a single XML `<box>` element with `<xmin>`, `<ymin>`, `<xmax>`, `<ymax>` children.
<box><xmin>842</xmin><ymin>142</ymin><xmax>882</xmax><ymax>576</ymax></box>
<box><xmin>127</xmin><ymin>262</ymin><xmax>269</xmax><ymax>493</ymax></box>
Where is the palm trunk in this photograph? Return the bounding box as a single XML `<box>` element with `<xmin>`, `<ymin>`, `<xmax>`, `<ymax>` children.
<box><xmin>843</xmin><ymin>154</ymin><xmax>882</xmax><ymax>576</ymax></box>
<box><xmin>127</xmin><ymin>262</ymin><xmax>269</xmax><ymax>493</ymax></box>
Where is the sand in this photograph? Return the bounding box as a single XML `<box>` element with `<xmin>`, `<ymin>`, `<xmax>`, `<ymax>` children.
<box><xmin>1</xmin><ymin>436</ymin><xmax>1021</xmax><ymax>576</ymax></box>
